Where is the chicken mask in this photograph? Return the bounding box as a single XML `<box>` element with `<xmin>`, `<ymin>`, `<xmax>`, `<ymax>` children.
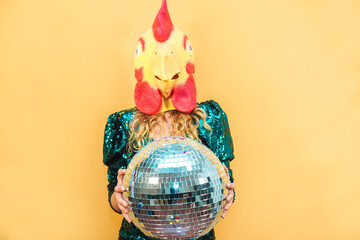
<box><xmin>134</xmin><ymin>0</ymin><xmax>196</xmax><ymax>115</ymax></box>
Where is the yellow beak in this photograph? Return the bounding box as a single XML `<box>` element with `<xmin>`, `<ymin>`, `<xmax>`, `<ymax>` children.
<box><xmin>151</xmin><ymin>44</ymin><xmax>181</xmax><ymax>98</ymax></box>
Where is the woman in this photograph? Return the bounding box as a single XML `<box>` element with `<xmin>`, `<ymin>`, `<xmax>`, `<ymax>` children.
<box><xmin>103</xmin><ymin>1</ymin><xmax>235</xmax><ymax>239</ymax></box>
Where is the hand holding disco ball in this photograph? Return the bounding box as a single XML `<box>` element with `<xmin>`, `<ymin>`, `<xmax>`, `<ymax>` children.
<box><xmin>113</xmin><ymin>168</ymin><xmax>133</xmax><ymax>223</ymax></box>
<box><xmin>221</xmin><ymin>165</ymin><xmax>236</xmax><ymax>219</ymax></box>
<box><xmin>114</xmin><ymin>136</ymin><xmax>235</xmax><ymax>239</ymax></box>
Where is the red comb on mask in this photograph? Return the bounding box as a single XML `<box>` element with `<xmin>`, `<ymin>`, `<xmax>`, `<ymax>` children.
<box><xmin>152</xmin><ymin>0</ymin><xmax>174</xmax><ymax>42</ymax></box>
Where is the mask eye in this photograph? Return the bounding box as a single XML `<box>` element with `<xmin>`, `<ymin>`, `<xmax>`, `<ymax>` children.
<box><xmin>135</xmin><ymin>44</ymin><xmax>141</xmax><ymax>58</ymax></box>
<box><xmin>172</xmin><ymin>73</ymin><xmax>180</xmax><ymax>80</ymax></box>
<box><xmin>186</xmin><ymin>41</ymin><xmax>193</xmax><ymax>55</ymax></box>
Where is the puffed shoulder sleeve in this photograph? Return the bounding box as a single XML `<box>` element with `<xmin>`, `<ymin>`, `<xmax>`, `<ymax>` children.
<box><xmin>199</xmin><ymin>100</ymin><xmax>235</xmax><ymax>162</ymax></box>
<box><xmin>103</xmin><ymin>111</ymin><xmax>130</xmax><ymax>214</ymax></box>
<box><xmin>103</xmin><ymin>112</ymin><xmax>128</xmax><ymax>167</ymax></box>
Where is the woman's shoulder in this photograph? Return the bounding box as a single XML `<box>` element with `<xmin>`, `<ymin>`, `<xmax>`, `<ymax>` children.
<box><xmin>106</xmin><ymin>107</ymin><xmax>137</xmax><ymax>125</ymax></box>
<box><xmin>197</xmin><ymin>99</ymin><xmax>227</xmax><ymax>116</ymax></box>
<box><xmin>103</xmin><ymin>107</ymin><xmax>137</xmax><ymax>166</ymax></box>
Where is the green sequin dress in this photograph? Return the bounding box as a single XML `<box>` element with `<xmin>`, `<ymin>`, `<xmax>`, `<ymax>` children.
<box><xmin>103</xmin><ymin>100</ymin><xmax>235</xmax><ymax>240</ymax></box>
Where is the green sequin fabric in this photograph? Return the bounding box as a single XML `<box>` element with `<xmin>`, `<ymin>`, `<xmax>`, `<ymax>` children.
<box><xmin>103</xmin><ymin>100</ymin><xmax>235</xmax><ymax>240</ymax></box>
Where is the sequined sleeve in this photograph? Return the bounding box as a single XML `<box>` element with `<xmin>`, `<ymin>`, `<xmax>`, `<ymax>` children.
<box><xmin>103</xmin><ymin>110</ymin><xmax>135</xmax><ymax>214</ymax></box>
<box><xmin>198</xmin><ymin>100</ymin><xmax>236</xmax><ymax>201</ymax></box>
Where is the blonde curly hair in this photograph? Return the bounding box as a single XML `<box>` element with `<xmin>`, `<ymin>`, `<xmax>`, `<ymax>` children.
<box><xmin>128</xmin><ymin>106</ymin><xmax>212</xmax><ymax>153</ymax></box>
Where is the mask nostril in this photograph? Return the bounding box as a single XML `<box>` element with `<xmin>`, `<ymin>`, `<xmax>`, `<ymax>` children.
<box><xmin>172</xmin><ymin>73</ymin><xmax>179</xmax><ymax>80</ymax></box>
<box><xmin>155</xmin><ymin>75</ymin><xmax>161</xmax><ymax>80</ymax></box>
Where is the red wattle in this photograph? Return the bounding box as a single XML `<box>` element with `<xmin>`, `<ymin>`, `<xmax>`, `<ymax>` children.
<box><xmin>186</xmin><ymin>62</ymin><xmax>195</xmax><ymax>75</ymax></box>
<box><xmin>172</xmin><ymin>75</ymin><xmax>197</xmax><ymax>113</ymax></box>
<box><xmin>135</xmin><ymin>67</ymin><xmax>143</xmax><ymax>83</ymax></box>
<box><xmin>135</xmin><ymin>81</ymin><xmax>162</xmax><ymax>115</ymax></box>
<box><xmin>152</xmin><ymin>0</ymin><xmax>174</xmax><ymax>42</ymax></box>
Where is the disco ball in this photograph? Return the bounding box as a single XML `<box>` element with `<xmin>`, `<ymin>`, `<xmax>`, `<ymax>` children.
<box><xmin>122</xmin><ymin>136</ymin><xmax>228</xmax><ymax>239</ymax></box>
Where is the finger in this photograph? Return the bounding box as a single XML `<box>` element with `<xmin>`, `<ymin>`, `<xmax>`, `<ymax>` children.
<box><xmin>119</xmin><ymin>205</ymin><xmax>127</xmax><ymax>213</ymax></box>
<box><xmin>117</xmin><ymin>178</ymin><xmax>123</xmax><ymax>187</ymax></box>
<box><xmin>115</xmin><ymin>192</ymin><xmax>124</xmax><ymax>203</ymax></box>
<box><xmin>223</xmin><ymin>164</ymin><xmax>229</xmax><ymax>173</ymax></box>
<box><xmin>114</xmin><ymin>185</ymin><xmax>127</xmax><ymax>193</ymax></box>
<box><xmin>117</xmin><ymin>169</ymin><xmax>126</xmax><ymax>182</ymax></box>
<box><xmin>221</xmin><ymin>209</ymin><xmax>229</xmax><ymax>218</ymax></box>
<box><xmin>115</xmin><ymin>193</ymin><xmax>126</xmax><ymax>205</ymax></box>
<box><xmin>222</xmin><ymin>164</ymin><xmax>231</xmax><ymax>182</ymax></box>
<box><xmin>226</xmin><ymin>183</ymin><xmax>236</xmax><ymax>190</ymax></box>
<box><xmin>123</xmin><ymin>213</ymin><xmax>132</xmax><ymax>223</ymax></box>
<box><xmin>124</xmin><ymin>198</ymin><xmax>132</xmax><ymax>206</ymax></box>
<box><xmin>115</xmin><ymin>193</ymin><xmax>129</xmax><ymax>207</ymax></box>
<box><xmin>221</xmin><ymin>209</ymin><xmax>229</xmax><ymax>219</ymax></box>
<box><xmin>221</xmin><ymin>193</ymin><xmax>233</xmax><ymax>217</ymax></box>
<box><xmin>224</xmin><ymin>199</ymin><xmax>233</xmax><ymax>210</ymax></box>
<box><xmin>221</xmin><ymin>201</ymin><xmax>232</xmax><ymax>218</ymax></box>
<box><xmin>119</xmin><ymin>199</ymin><xmax>129</xmax><ymax>208</ymax></box>
<box><xmin>226</xmin><ymin>191</ymin><xmax>234</xmax><ymax>201</ymax></box>
<box><xmin>118</xmin><ymin>200</ymin><xmax>130</xmax><ymax>214</ymax></box>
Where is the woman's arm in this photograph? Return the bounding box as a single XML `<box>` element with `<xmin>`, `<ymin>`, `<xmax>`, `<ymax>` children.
<box><xmin>103</xmin><ymin>110</ymin><xmax>134</xmax><ymax>217</ymax></box>
<box><xmin>198</xmin><ymin>100</ymin><xmax>236</xmax><ymax>217</ymax></box>
<box><xmin>110</xmin><ymin>169</ymin><xmax>132</xmax><ymax>223</ymax></box>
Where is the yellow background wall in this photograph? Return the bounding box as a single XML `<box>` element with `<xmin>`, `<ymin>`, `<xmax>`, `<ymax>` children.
<box><xmin>1</xmin><ymin>0</ymin><xmax>360</xmax><ymax>239</ymax></box>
